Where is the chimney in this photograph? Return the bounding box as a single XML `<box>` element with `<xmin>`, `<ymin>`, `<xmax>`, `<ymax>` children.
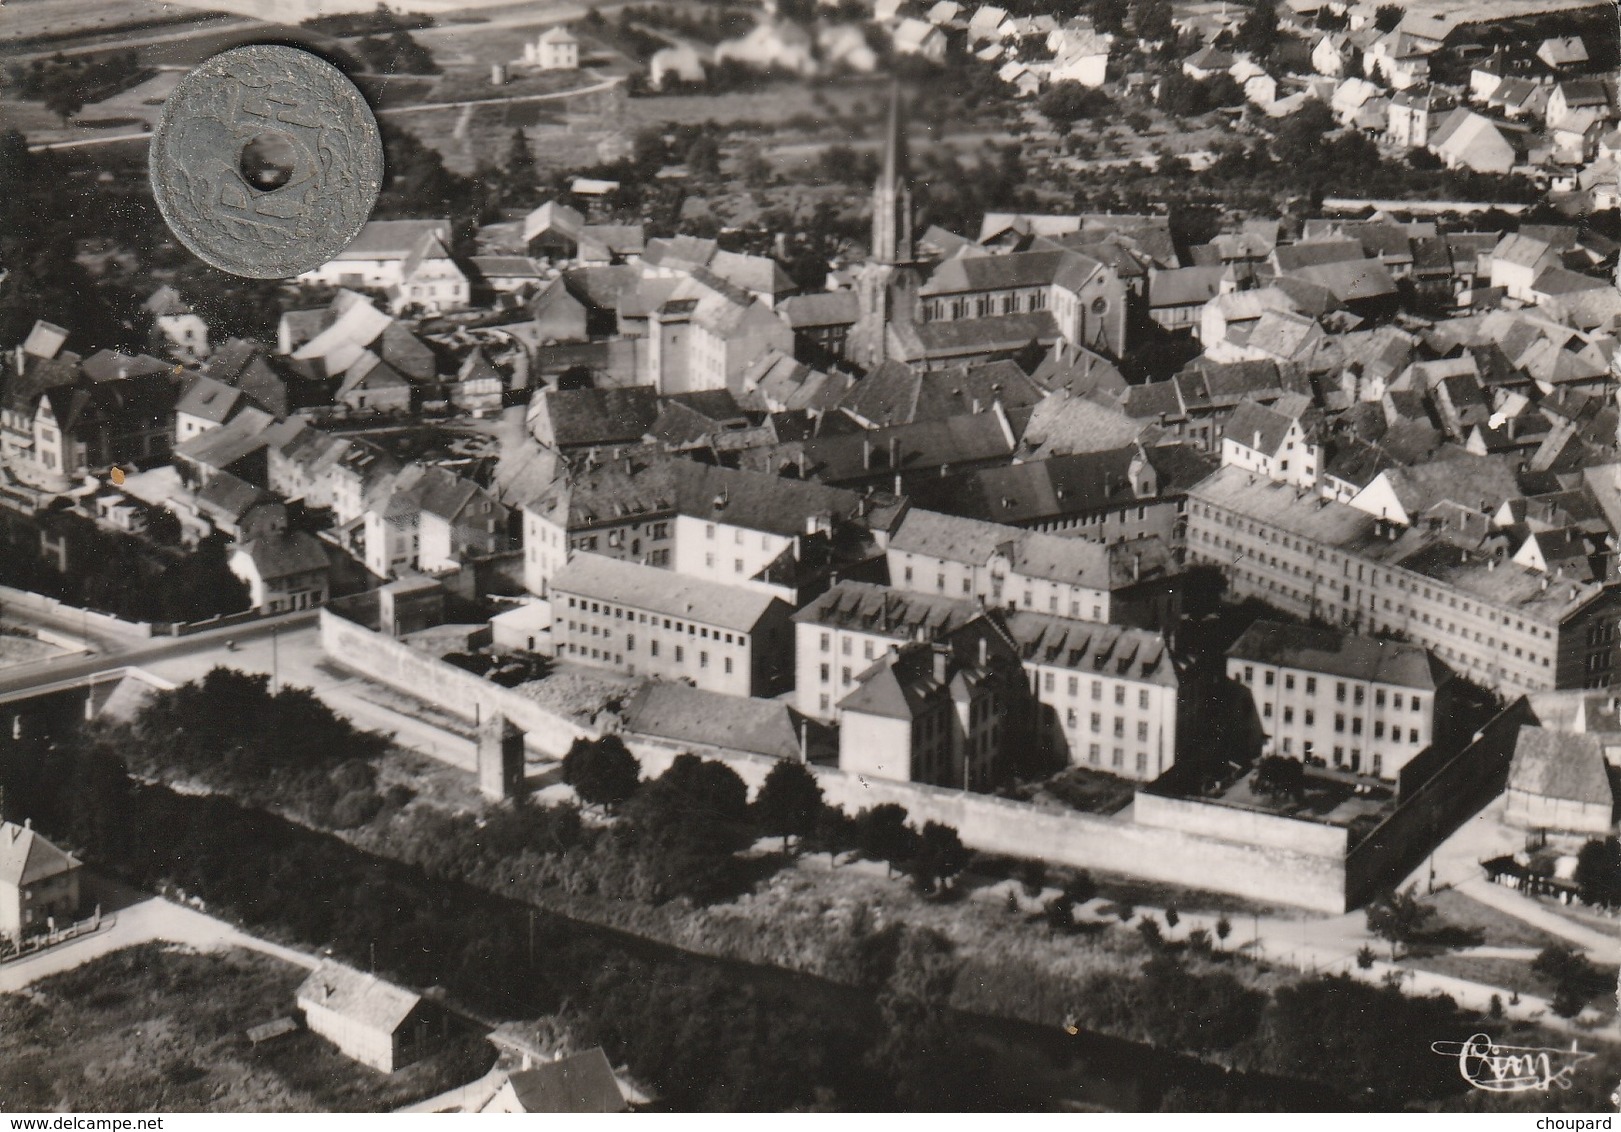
<box><xmin>889</xmin><ymin>435</ymin><xmax>900</xmax><ymax>468</ymax></box>
<box><xmin>1253</xmin><ymin>429</ymin><xmax>1262</xmax><ymax>450</ymax></box>
<box><xmin>863</xmin><ymin>437</ymin><xmax>873</xmax><ymax>470</ymax></box>
<box><xmin>977</xmin><ymin>636</ymin><xmax>987</xmax><ymax>668</ymax></box>
<box><xmin>798</xmin><ymin>717</ymin><xmax>808</xmax><ymax>760</ymax></box>
<box><xmin>894</xmin><ymin>473</ymin><xmax>903</xmax><ymax>495</ymax></box>
<box><xmin>972</xmin><ymin>398</ymin><xmax>982</xmax><ymax>414</ymax></box>
<box><xmin>1132</xmin><ymin>553</ymin><xmax>1141</xmax><ymax>582</ymax></box>
<box><xmin>932</xmin><ymin>645</ymin><xmax>950</xmax><ymax>684</ymax></box>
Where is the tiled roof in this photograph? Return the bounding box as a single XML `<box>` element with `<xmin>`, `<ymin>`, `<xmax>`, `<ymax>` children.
<box><xmin>623</xmin><ymin>683</ymin><xmax>802</xmax><ymax>761</ymax></box>
<box><xmin>239</xmin><ymin>531</ymin><xmax>329</xmax><ymax>580</ymax></box>
<box><xmin>0</xmin><ymin>821</ymin><xmax>80</xmax><ymax>887</ymax></box>
<box><xmin>331</xmin><ymin>219</ymin><xmax>450</xmax><ymax>262</ymax></box>
<box><xmin>780</xmin><ymin>290</ymin><xmax>860</xmax><ymax>328</ymax></box>
<box><xmin>552</xmin><ymin>552</ymin><xmax>782</xmax><ymax>631</ymax></box>
<box><xmin>1004</xmin><ymin>612</ymin><xmax>1174</xmax><ymax>684</ymax></box>
<box><xmin>1226</xmin><ymin>618</ymin><xmax>1444</xmax><ymax>689</ymax></box>
<box><xmin>297</xmin><ymin>960</ymin><xmax>422</xmax><ymax>1033</ymax></box>
<box><xmin>175</xmin><ymin>374</ymin><xmax>243</xmax><ymax>424</ymax></box>
<box><xmin>501</xmin><ymin>1050</ymin><xmax>627</xmax><ymax>1114</ymax></box>
<box><xmin>1507</xmin><ymin>726</ymin><xmax>1613</xmax><ymax>808</ymax></box>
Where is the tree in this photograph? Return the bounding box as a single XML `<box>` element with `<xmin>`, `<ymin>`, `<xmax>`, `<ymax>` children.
<box><xmin>1019</xmin><ymin>859</ymin><xmax>1047</xmax><ymax>898</ymax></box>
<box><xmin>1373</xmin><ymin>3</ymin><xmax>1405</xmax><ymax>31</ymax></box>
<box><xmin>1574</xmin><ymin>837</ymin><xmax>1621</xmax><ymax>908</ymax></box>
<box><xmin>1356</xmin><ymin>944</ymin><xmax>1376</xmax><ymax>969</ymax></box>
<box><xmin>1063</xmin><ymin>870</ymin><xmax>1097</xmax><ymax>906</ymax></box>
<box><xmin>1364</xmin><ymin>885</ymin><xmax>1432</xmax><ymax>954</ymax></box>
<box><xmin>1045</xmin><ymin>894</ymin><xmax>1075</xmax><ymax>932</ymax></box>
<box><xmin>912</xmin><ymin>821</ymin><xmax>970</xmax><ymax>893</ymax></box>
<box><xmin>1115</xmin><ymin>902</ymin><xmax>1136</xmax><ymax>923</ymax></box>
<box><xmin>1138</xmin><ymin>916</ymin><xmax>1164</xmax><ymax>949</ymax></box>
<box><xmin>1164</xmin><ymin>906</ymin><xmax>1179</xmax><ymax>929</ymax></box>
<box><xmin>1253</xmin><ymin>754</ymin><xmax>1304</xmax><ymax>798</ymax></box>
<box><xmin>42</xmin><ymin>78</ymin><xmax>84</xmax><ymax>127</ymax></box>
<box><xmin>1215</xmin><ymin>915</ymin><xmax>1232</xmax><ymax>949</ymax></box>
<box><xmin>735</xmin><ymin>142</ymin><xmax>772</xmax><ymax>187</ymax></box>
<box><xmin>504</xmin><ymin>127</ymin><xmax>537</xmax><ymax>193</ymax></box>
<box><xmin>808</xmin><ymin>803</ymin><xmax>855</xmax><ymax>864</ymax></box>
<box><xmin>628</xmin><ymin>753</ymin><xmax>751</xmax><ymax>855</ymax></box>
<box><xmin>1134</xmin><ymin>0</ymin><xmax>1174</xmax><ymax>41</ymax></box>
<box><xmin>1271</xmin><ymin>99</ymin><xmax>1336</xmax><ymax>165</ymax></box>
<box><xmin>561</xmin><ymin>735</ymin><xmax>641</xmax><ymax>810</ymax></box>
<box><xmin>1235</xmin><ymin>0</ymin><xmax>1279</xmax><ymax>58</ymax></box>
<box><xmin>753</xmin><ymin>760</ymin><xmax>824</xmax><ymax>852</ymax></box>
<box><xmin>856</xmin><ymin>803</ymin><xmax>916</xmax><ymax>878</ymax></box>
<box><xmin>1038</xmin><ymin>82</ymin><xmax>1107</xmax><ymax>134</ymax></box>
<box><xmin>686</xmin><ymin>135</ymin><xmax>721</xmax><ymax>177</ymax></box>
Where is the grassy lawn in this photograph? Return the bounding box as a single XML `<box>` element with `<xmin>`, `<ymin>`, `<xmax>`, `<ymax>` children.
<box><xmin>1422</xmin><ymin>888</ymin><xmax>1565</xmax><ymax>951</ymax></box>
<box><xmin>0</xmin><ymin>944</ymin><xmax>492</xmax><ymax>1112</ymax></box>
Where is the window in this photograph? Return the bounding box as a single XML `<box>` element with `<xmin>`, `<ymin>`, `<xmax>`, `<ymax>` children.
<box><xmin>1374</xmin><ymin>721</ymin><xmax>1384</xmax><ymax>739</ymax></box>
<box><xmin>734</xmin><ymin>559</ymin><xmax>744</xmax><ymax>574</ymax></box>
<box><xmin>1304</xmin><ymin>709</ymin><xmax>1314</xmax><ymax>727</ymax></box>
<box><xmin>705</xmin><ymin>553</ymin><xmax>714</xmax><ymax>568</ymax></box>
<box><xmin>1112</xmin><ymin>748</ymin><xmax>1123</xmax><ymax>768</ymax></box>
<box><xmin>1068</xmin><ymin>677</ymin><xmax>1079</xmax><ymax>697</ymax></box>
<box><xmin>1336</xmin><ymin>682</ymin><xmax>1346</xmax><ymax>702</ymax></box>
<box><xmin>1352</xmin><ymin>717</ymin><xmax>1363</xmax><ymax>736</ymax></box>
<box><xmin>1393</xmin><ymin>692</ymin><xmax>1403</xmax><ymax>709</ymax></box>
<box><xmin>905</xmin><ymin>567</ymin><xmax>914</xmax><ymax>583</ymax></box>
<box><xmin>1136</xmin><ymin>721</ymin><xmax>1148</xmax><ymax>741</ymax></box>
<box><xmin>1114</xmin><ymin>686</ymin><xmax>1125</xmax><ymax>706</ymax></box>
<box><xmin>675</xmin><ymin>645</ymin><xmax>684</xmax><ymax>662</ymax></box>
<box><xmin>699</xmin><ymin>651</ymin><xmax>709</xmax><ymax>668</ymax></box>
<box><xmin>1335</xmin><ymin>713</ymin><xmax>1345</xmax><ymax>733</ymax></box>
<box><xmin>1135</xmin><ymin>751</ymin><xmax>1147</xmax><ymax>775</ymax></box>
<box><xmin>651</xmin><ymin>641</ymin><xmax>660</xmax><ymax>658</ymax></box>
<box><xmin>1244</xmin><ymin>666</ymin><xmax>1254</xmax><ymax>684</ymax></box>
<box><xmin>627</xmin><ymin>634</ymin><xmax>635</xmax><ymax>651</ymax></box>
<box><xmin>1092</xmin><ymin>681</ymin><xmax>1102</xmax><ymax>701</ymax></box>
<box><xmin>1354</xmin><ymin>686</ymin><xmax>1365</xmax><ymax>706</ymax></box>
<box><xmin>1306</xmin><ymin>676</ymin><xmax>1316</xmax><ymax>695</ymax></box>
<box><xmin>1090</xmin><ymin>712</ymin><xmax>1101</xmax><ymax>734</ymax></box>
<box><xmin>843</xmin><ymin>637</ymin><xmax>852</xmax><ymax>655</ymax></box>
<box><xmin>1283</xmin><ymin>707</ymin><xmax>1294</xmax><ymax>724</ymax></box>
<box><xmin>1285</xmin><ymin>674</ymin><xmax>1295</xmax><ymax>691</ymax></box>
<box><xmin>841</xmin><ymin>667</ymin><xmax>851</xmax><ymax>686</ymax></box>
<box><xmin>1409</xmin><ymin>728</ymin><xmax>1419</xmax><ymax>744</ymax></box>
<box><xmin>1089</xmin><ymin>743</ymin><xmax>1100</xmax><ymax>765</ymax></box>
<box><xmin>820</xmin><ymin>694</ymin><xmax>830</xmax><ymax>712</ymax></box>
<box><xmin>1044</xmin><ymin>672</ymin><xmax>1055</xmax><ymax>692</ymax></box>
<box><xmin>1263</xmin><ymin>703</ymin><xmax>1273</xmax><ymax>718</ymax></box>
<box><xmin>1375</xmin><ymin>689</ymin><xmax>1386</xmax><ymax>708</ymax></box>
<box><xmin>1066</xmin><ymin>708</ymin><xmax>1078</xmax><ymax>728</ymax></box>
<box><xmin>820</xmin><ymin>663</ymin><xmax>829</xmax><ymax>682</ymax></box>
<box><xmin>1411</xmin><ymin>696</ymin><xmax>1423</xmax><ymax>713</ymax></box>
<box><xmin>1113</xmin><ymin>717</ymin><xmax>1125</xmax><ymax>738</ymax></box>
<box><xmin>1138</xmin><ymin>689</ymin><xmax>1149</xmax><ymax>709</ymax></box>
<box><xmin>705</xmin><ymin>523</ymin><xmax>715</xmax><ymax>539</ymax></box>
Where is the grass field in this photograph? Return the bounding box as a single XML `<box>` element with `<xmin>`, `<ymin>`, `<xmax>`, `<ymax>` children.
<box><xmin>0</xmin><ymin>943</ymin><xmax>493</xmax><ymax>1112</ymax></box>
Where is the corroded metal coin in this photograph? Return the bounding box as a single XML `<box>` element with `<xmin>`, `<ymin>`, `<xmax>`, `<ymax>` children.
<box><xmin>149</xmin><ymin>45</ymin><xmax>384</xmax><ymax>280</ymax></box>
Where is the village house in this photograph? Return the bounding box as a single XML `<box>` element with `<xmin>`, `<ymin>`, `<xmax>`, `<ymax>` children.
<box><xmin>1219</xmin><ymin>394</ymin><xmax>1321</xmax><ymax>490</ymax></box>
<box><xmin>483</xmin><ymin>1049</ymin><xmax>630</xmax><ymax>1113</ymax></box>
<box><xmin>173</xmin><ymin>374</ymin><xmax>247</xmax><ymax>443</ymax></box>
<box><xmin>297</xmin><ymin>219</ymin><xmax>454</xmax><ymax>293</ymax></box>
<box><xmin>0</xmin><ymin>819</ymin><xmax>81</xmax><ymax>942</ymax></box>
<box><xmin>523</xmin><ymin>26</ymin><xmax>579</xmax><ymax>70</ymax></box>
<box><xmin>1227</xmin><ymin>619</ymin><xmax>1453</xmax><ymax>778</ymax></box>
<box><xmin>1503</xmin><ymin>726</ymin><xmax>1616</xmax><ymax>837</ymax></box>
<box><xmin>230</xmin><ymin>530</ymin><xmax>332</xmax><ymax>613</ymax></box>
<box><xmin>144</xmin><ymin>285</ymin><xmax>209</xmax><ymax>361</ymax></box>
<box><xmin>549</xmin><ymin>552</ymin><xmax>794</xmax><ymax>696</ymax></box>
<box><xmin>296</xmin><ymin>960</ymin><xmax>448</xmax><ymax>1074</ymax></box>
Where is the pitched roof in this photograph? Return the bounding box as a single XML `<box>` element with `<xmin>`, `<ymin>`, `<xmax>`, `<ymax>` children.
<box><xmin>623</xmin><ymin>683</ymin><xmax>802</xmax><ymax>761</ymax></box>
<box><xmin>0</xmin><ymin>821</ymin><xmax>80</xmax><ymax>887</ymax></box>
<box><xmin>539</xmin><ymin>387</ymin><xmax>661</xmax><ymax>448</ymax></box>
<box><xmin>175</xmin><ymin>374</ymin><xmax>243</xmax><ymax>425</ymax></box>
<box><xmin>296</xmin><ymin>960</ymin><xmax>422</xmax><ymax>1033</ymax></box>
<box><xmin>1149</xmin><ymin>266</ymin><xmax>1227</xmax><ymax>309</ymax></box>
<box><xmin>551</xmin><ymin>552</ymin><xmax>782</xmax><ymax>630</ymax></box>
<box><xmin>794</xmin><ymin>579</ymin><xmax>982</xmax><ymax>638</ymax></box>
<box><xmin>780</xmin><ymin>290</ymin><xmax>860</xmax><ymax>328</ymax></box>
<box><xmin>1018</xmin><ymin>391</ymin><xmax>1143</xmax><ymax>458</ymax></box>
<box><xmin>1507</xmin><ymin>726</ymin><xmax>1613</xmax><ymax>808</ymax></box>
<box><xmin>1294</xmin><ymin>258</ymin><xmax>1397</xmax><ymax>301</ymax></box>
<box><xmin>1004</xmin><ymin>612</ymin><xmax>1174</xmax><ymax>684</ymax></box>
<box><xmin>1224</xmin><ymin>398</ymin><xmax>1300</xmax><ymax>456</ymax></box>
<box><xmin>1227</xmin><ymin>619</ymin><xmax>1445</xmax><ymax>689</ymax></box>
<box><xmin>891</xmin><ymin>311</ymin><xmax>1059</xmax><ymax>359</ymax></box>
<box><xmin>501</xmin><ymin>1050</ymin><xmax>627</xmax><ymax>1114</ymax></box>
<box><xmin>1272</xmin><ymin>240</ymin><xmax>1366</xmax><ymax>271</ymax></box>
<box><xmin>332</xmin><ymin>220</ymin><xmax>451</xmax><ymax>262</ymax></box>
<box><xmin>237</xmin><ymin>531</ymin><xmax>329</xmax><ymax>580</ymax></box>
<box><xmin>889</xmin><ymin>507</ymin><xmax>1014</xmax><ymax>566</ymax></box>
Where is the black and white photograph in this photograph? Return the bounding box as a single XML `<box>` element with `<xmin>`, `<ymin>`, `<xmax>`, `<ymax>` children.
<box><xmin>0</xmin><ymin>0</ymin><xmax>1618</xmax><ymax>1111</ymax></box>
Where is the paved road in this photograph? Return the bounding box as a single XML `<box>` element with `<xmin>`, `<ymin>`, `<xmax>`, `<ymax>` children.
<box><xmin>376</xmin><ymin>74</ymin><xmax>623</xmax><ymax>117</ymax></box>
<box><xmin>0</xmin><ymin>875</ymin><xmax>317</xmax><ymax>993</ymax></box>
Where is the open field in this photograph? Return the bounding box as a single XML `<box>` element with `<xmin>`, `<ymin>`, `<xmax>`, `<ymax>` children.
<box><xmin>0</xmin><ymin>0</ymin><xmax>211</xmax><ymax>44</ymax></box>
<box><xmin>0</xmin><ymin>943</ymin><xmax>493</xmax><ymax>1112</ymax></box>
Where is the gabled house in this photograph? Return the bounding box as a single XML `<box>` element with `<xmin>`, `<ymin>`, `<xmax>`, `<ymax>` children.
<box><xmin>297</xmin><ymin>219</ymin><xmax>453</xmax><ymax>293</ymax></box>
<box><xmin>296</xmin><ymin>960</ymin><xmax>448</xmax><ymax>1073</ymax></box>
<box><xmin>0</xmin><ymin>820</ymin><xmax>81</xmax><ymax>941</ymax></box>
<box><xmin>1503</xmin><ymin>726</ymin><xmax>1615</xmax><ymax>837</ymax></box>
<box><xmin>1220</xmin><ymin>393</ymin><xmax>1320</xmax><ymax>489</ymax></box>
<box><xmin>230</xmin><ymin>530</ymin><xmax>331</xmax><ymax>613</ymax></box>
<box><xmin>32</xmin><ymin>374</ymin><xmax>177</xmax><ymax>488</ymax></box>
<box><xmin>388</xmin><ymin>229</ymin><xmax>469</xmax><ymax>316</ymax></box>
<box><xmin>174</xmin><ymin>374</ymin><xmax>246</xmax><ymax>443</ymax></box>
<box><xmin>144</xmin><ymin>285</ymin><xmax>209</xmax><ymax>361</ymax></box>
<box><xmin>1428</xmin><ymin>109</ymin><xmax>1532</xmax><ymax>175</ymax></box>
<box><xmin>483</xmin><ymin>1049</ymin><xmax>630</xmax><ymax>1113</ymax></box>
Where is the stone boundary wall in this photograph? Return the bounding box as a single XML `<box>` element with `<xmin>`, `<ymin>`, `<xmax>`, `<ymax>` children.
<box><xmin>319</xmin><ymin>609</ymin><xmax>597</xmax><ymax>757</ymax></box>
<box><xmin>323</xmin><ymin>610</ymin><xmax>1351</xmax><ymax>912</ymax></box>
<box><xmin>0</xmin><ymin>584</ymin><xmax>153</xmax><ymax>640</ymax></box>
<box><xmin>1133</xmin><ymin>791</ymin><xmax>1349</xmax><ymax>857</ymax></box>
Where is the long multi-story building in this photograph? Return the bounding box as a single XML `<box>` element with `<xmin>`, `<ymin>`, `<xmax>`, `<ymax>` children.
<box><xmin>1225</xmin><ymin>619</ymin><xmax>1454</xmax><ymax>779</ymax></box>
<box><xmin>1003</xmin><ymin>611</ymin><xmax>1181</xmax><ymax>781</ymax></box>
<box><xmin>1187</xmin><ymin>466</ymin><xmax>1621</xmax><ymax>693</ymax></box>
<box><xmin>793</xmin><ymin>581</ymin><xmax>989</xmax><ymax>719</ymax></box>
<box><xmin>549</xmin><ymin>552</ymin><xmax>793</xmax><ymax>696</ymax></box>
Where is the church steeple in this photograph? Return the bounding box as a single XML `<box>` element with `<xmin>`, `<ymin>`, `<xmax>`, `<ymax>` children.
<box><xmin>872</xmin><ymin>82</ymin><xmax>914</xmax><ymax>265</ymax></box>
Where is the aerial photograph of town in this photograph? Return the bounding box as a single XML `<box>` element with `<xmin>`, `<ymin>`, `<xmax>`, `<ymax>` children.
<box><xmin>0</xmin><ymin>0</ymin><xmax>1617</xmax><ymax>1111</ymax></box>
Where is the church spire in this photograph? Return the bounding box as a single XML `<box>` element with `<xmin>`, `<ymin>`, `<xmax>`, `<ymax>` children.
<box><xmin>872</xmin><ymin>81</ymin><xmax>914</xmax><ymax>265</ymax></box>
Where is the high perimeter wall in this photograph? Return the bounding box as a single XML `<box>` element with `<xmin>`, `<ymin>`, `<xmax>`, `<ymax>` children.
<box><xmin>322</xmin><ymin>610</ymin><xmax>1515</xmax><ymax>914</ymax></box>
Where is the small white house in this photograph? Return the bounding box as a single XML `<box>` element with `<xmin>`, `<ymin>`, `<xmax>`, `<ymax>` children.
<box><xmin>296</xmin><ymin>960</ymin><xmax>447</xmax><ymax>1074</ymax></box>
<box><xmin>525</xmin><ymin>26</ymin><xmax>579</xmax><ymax>70</ymax></box>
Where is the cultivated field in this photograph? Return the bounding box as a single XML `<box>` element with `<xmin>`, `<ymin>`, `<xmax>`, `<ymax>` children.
<box><xmin>0</xmin><ymin>943</ymin><xmax>492</xmax><ymax>1112</ymax></box>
